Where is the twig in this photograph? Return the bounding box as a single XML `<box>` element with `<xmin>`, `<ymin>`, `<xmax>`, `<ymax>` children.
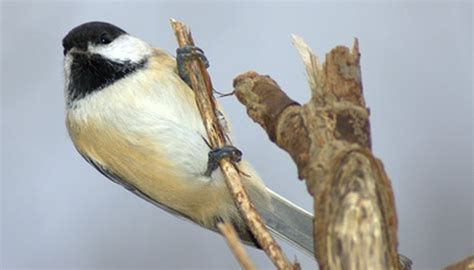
<box><xmin>169</xmin><ymin>19</ymin><xmax>295</xmax><ymax>270</ymax></box>
<box><xmin>217</xmin><ymin>222</ymin><xmax>257</xmax><ymax>270</ymax></box>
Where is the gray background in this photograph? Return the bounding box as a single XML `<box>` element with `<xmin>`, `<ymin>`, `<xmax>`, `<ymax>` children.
<box><xmin>1</xmin><ymin>1</ymin><xmax>472</xmax><ymax>269</ymax></box>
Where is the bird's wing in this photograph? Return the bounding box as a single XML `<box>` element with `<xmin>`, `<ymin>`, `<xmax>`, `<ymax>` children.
<box><xmin>80</xmin><ymin>153</ymin><xmax>194</xmax><ymax>222</ymax></box>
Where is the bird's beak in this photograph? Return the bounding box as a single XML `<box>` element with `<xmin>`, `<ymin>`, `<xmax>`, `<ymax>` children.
<box><xmin>65</xmin><ymin>47</ymin><xmax>88</xmax><ymax>57</ymax></box>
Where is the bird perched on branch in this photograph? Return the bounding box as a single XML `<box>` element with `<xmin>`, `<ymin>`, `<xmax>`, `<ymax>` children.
<box><xmin>63</xmin><ymin>21</ymin><xmax>313</xmax><ymax>253</ymax></box>
<box><xmin>62</xmin><ymin>22</ymin><xmax>412</xmax><ymax>269</ymax></box>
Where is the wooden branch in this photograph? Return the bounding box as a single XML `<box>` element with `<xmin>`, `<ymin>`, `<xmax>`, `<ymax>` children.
<box><xmin>169</xmin><ymin>19</ymin><xmax>295</xmax><ymax>270</ymax></box>
<box><xmin>233</xmin><ymin>36</ymin><xmax>411</xmax><ymax>270</ymax></box>
<box><xmin>217</xmin><ymin>222</ymin><xmax>257</xmax><ymax>270</ymax></box>
<box><xmin>444</xmin><ymin>255</ymin><xmax>474</xmax><ymax>270</ymax></box>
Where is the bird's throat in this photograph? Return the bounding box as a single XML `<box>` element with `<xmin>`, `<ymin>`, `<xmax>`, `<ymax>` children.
<box><xmin>66</xmin><ymin>53</ymin><xmax>147</xmax><ymax>105</ymax></box>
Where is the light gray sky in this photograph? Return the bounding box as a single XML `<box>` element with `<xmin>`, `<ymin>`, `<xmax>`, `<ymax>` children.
<box><xmin>1</xmin><ymin>1</ymin><xmax>472</xmax><ymax>270</ymax></box>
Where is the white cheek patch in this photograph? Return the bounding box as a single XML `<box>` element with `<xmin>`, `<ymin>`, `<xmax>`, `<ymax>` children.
<box><xmin>88</xmin><ymin>34</ymin><xmax>152</xmax><ymax>63</ymax></box>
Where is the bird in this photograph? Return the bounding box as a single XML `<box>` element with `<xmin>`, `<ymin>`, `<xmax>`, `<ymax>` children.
<box><xmin>63</xmin><ymin>21</ymin><xmax>313</xmax><ymax>254</ymax></box>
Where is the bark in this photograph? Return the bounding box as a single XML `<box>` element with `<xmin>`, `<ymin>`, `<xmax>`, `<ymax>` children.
<box><xmin>233</xmin><ymin>36</ymin><xmax>407</xmax><ymax>270</ymax></box>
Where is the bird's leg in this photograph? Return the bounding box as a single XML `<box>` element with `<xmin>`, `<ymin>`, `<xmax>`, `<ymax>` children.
<box><xmin>177</xmin><ymin>47</ymin><xmax>238</xmax><ymax>176</ymax></box>
<box><xmin>176</xmin><ymin>45</ymin><xmax>210</xmax><ymax>87</ymax></box>
<box><xmin>204</xmin><ymin>145</ymin><xmax>242</xmax><ymax>177</ymax></box>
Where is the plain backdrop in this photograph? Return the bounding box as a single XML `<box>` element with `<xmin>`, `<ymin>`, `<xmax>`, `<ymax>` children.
<box><xmin>1</xmin><ymin>1</ymin><xmax>472</xmax><ymax>269</ymax></box>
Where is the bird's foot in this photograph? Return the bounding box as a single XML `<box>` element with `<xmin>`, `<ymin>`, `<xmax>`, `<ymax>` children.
<box><xmin>176</xmin><ymin>45</ymin><xmax>210</xmax><ymax>87</ymax></box>
<box><xmin>204</xmin><ymin>145</ymin><xmax>242</xmax><ymax>177</ymax></box>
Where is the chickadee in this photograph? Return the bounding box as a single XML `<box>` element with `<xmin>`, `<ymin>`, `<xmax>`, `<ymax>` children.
<box><xmin>63</xmin><ymin>21</ymin><xmax>313</xmax><ymax>255</ymax></box>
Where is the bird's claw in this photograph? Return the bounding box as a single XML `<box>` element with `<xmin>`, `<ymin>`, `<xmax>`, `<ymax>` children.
<box><xmin>176</xmin><ymin>45</ymin><xmax>210</xmax><ymax>87</ymax></box>
<box><xmin>204</xmin><ymin>145</ymin><xmax>242</xmax><ymax>176</ymax></box>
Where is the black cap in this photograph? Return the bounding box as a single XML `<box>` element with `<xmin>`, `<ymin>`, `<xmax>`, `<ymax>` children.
<box><xmin>62</xmin><ymin>21</ymin><xmax>126</xmax><ymax>55</ymax></box>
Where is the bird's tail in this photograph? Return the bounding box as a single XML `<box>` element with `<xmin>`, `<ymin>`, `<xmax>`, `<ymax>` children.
<box><xmin>260</xmin><ymin>188</ymin><xmax>314</xmax><ymax>256</ymax></box>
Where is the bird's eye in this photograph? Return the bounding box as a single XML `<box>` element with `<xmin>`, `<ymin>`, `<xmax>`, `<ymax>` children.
<box><xmin>100</xmin><ymin>33</ymin><xmax>112</xmax><ymax>44</ymax></box>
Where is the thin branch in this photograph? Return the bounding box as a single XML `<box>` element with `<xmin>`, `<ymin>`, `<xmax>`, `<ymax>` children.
<box><xmin>217</xmin><ymin>222</ymin><xmax>257</xmax><ymax>270</ymax></box>
<box><xmin>169</xmin><ymin>18</ymin><xmax>295</xmax><ymax>270</ymax></box>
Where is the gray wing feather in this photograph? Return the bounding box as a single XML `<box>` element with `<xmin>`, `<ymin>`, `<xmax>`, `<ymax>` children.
<box><xmin>260</xmin><ymin>188</ymin><xmax>314</xmax><ymax>256</ymax></box>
